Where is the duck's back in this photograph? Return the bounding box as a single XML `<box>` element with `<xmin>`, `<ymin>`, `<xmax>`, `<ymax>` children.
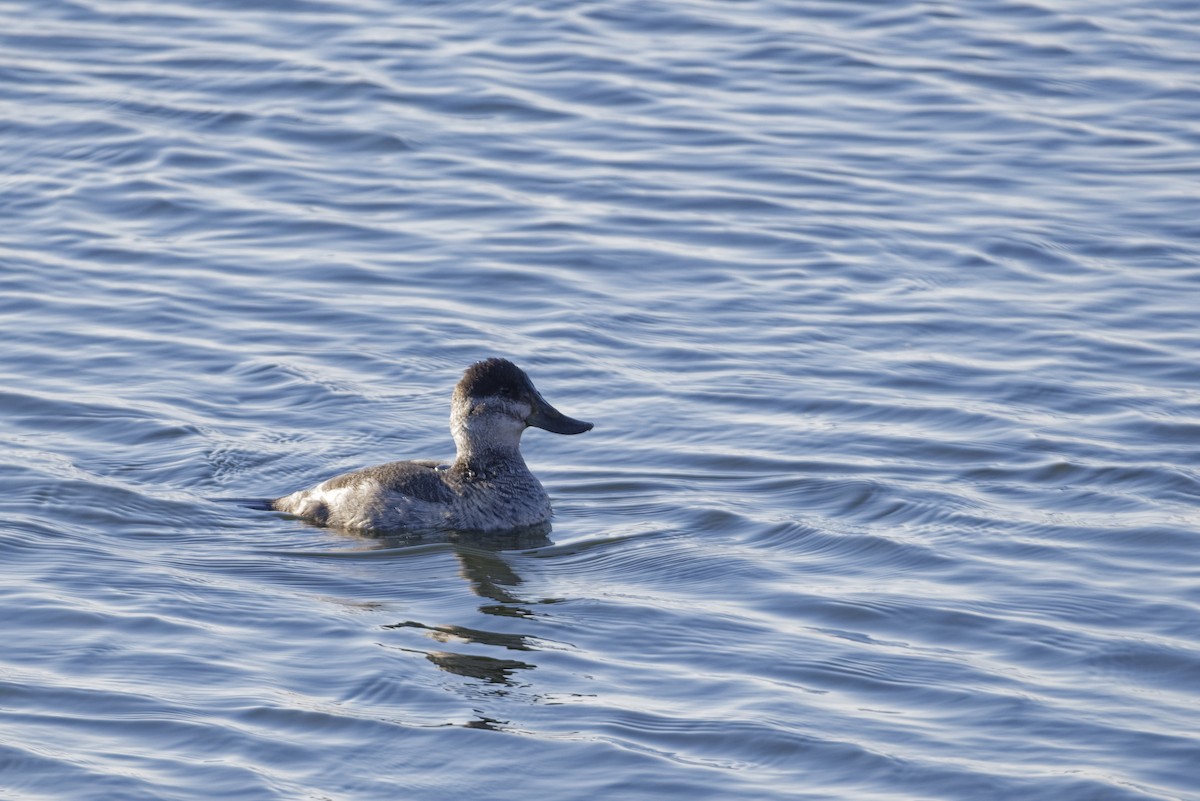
<box><xmin>272</xmin><ymin>460</ymin><xmax>456</xmax><ymax>531</ymax></box>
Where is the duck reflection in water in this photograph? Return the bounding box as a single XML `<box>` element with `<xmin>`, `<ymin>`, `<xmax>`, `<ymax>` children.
<box><xmin>376</xmin><ymin>526</ymin><xmax>551</xmax><ymax>690</ymax></box>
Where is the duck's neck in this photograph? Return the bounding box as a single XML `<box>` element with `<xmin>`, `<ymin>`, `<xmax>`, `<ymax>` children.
<box><xmin>450</xmin><ymin>413</ymin><xmax>529</xmax><ymax>478</ymax></box>
<box><xmin>454</xmin><ymin>439</ymin><xmax>528</xmax><ymax>476</ymax></box>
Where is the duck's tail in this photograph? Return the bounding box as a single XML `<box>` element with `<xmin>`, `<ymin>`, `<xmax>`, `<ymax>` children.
<box><xmin>212</xmin><ymin>496</ymin><xmax>276</xmax><ymax>511</ymax></box>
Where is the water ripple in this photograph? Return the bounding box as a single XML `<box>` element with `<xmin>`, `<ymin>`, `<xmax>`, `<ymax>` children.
<box><xmin>3</xmin><ymin>0</ymin><xmax>1200</xmax><ymax>799</ymax></box>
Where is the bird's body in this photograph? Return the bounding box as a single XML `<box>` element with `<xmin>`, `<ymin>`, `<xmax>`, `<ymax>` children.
<box><xmin>271</xmin><ymin>359</ymin><xmax>592</xmax><ymax>533</ymax></box>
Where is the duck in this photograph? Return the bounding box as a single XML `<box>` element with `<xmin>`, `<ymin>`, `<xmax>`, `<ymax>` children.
<box><xmin>271</xmin><ymin>358</ymin><xmax>593</xmax><ymax>533</ymax></box>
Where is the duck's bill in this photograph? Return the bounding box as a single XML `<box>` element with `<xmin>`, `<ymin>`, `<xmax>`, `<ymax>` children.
<box><xmin>527</xmin><ymin>394</ymin><xmax>593</xmax><ymax>435</ymax></box>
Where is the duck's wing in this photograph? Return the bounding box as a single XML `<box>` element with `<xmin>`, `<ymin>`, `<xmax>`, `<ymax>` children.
<box><xmin>321</xmin><ymin>459</ymin><xmax>457</xmax><ymax>504</ymax></box>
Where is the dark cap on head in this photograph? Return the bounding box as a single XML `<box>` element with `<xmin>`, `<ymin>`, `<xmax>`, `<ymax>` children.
<box><xmin>458</xmin><ymin>358</ymin><xmax>593</xmax><ymax>435</ymax></box>
<box><xmin>458</xmin><ymin>358</ymin><xmax>531</xmax><ymax>400</ymax></box>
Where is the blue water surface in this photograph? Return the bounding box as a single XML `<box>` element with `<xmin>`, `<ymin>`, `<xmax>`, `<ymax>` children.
<box><xmin>2</xmin><ymin>1</ymin><xmax>1199</xmax><ymax>799</ymax></box>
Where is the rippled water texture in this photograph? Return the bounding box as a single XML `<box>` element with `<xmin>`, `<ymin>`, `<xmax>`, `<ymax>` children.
<box><xmin>2</xmin><ymin>1</ymin><xmax>1199</xmax><ymax>799</ymax></box>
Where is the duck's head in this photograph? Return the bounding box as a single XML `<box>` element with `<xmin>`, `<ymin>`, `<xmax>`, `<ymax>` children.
<box><xmin>450</xmin><ymin>358</ymin><xmax>593</xmax><ymax>455</ymax></box>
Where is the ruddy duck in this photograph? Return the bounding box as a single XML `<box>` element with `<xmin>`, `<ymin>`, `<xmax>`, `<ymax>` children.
<box><xmin>271</xmin><ymin>358</ymin><xmax>592</xmax><ymax>533</ymax></box>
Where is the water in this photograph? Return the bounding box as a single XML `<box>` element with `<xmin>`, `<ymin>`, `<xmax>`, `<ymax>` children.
<box><xmin>2</xmin><ymin>0</ymin><xmax>1199</xmax><ymax>798</ymax></box>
